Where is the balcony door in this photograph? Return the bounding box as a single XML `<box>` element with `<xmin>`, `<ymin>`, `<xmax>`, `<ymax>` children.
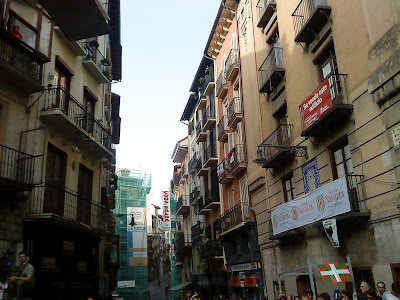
<box><xmin>54</xmin><ymin>65</ymin><xmax>71</xmax><ymax>112</ymax></box>
<box><xmin>320</xmin><ymin>48</ymin><xmax>341</xmax><ymax>102</ymax></box>
<box><xmin>77</xmin><ymin>164</ymin><xmax>93</xmax><ymax>225</ymax></box>
<box><xmin>44</xmin><ymin>144</ymin><xmax>67</xmax><ymax>216</ymax></box>
<box><xmin>276</xmin><ymin>107</ymin><xmax>290</xmax><ymax>145</ymax></box>
<box><xmin>239</xmin><ymin>176</ymin><xmax>250</xmax><ymax>220</ymax></box>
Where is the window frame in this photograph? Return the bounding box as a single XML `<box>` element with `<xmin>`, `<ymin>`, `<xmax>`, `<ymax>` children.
<box><xmin>282</xmin><ymin>172</ymin><xmax>296</xmax><ymax>203</ymax></box>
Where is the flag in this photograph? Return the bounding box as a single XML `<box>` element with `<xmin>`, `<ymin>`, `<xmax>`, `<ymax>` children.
<box><xmin>318</xmin><ymin>263</ymin><xmax>353</xmax><ymax>283</ymax></box>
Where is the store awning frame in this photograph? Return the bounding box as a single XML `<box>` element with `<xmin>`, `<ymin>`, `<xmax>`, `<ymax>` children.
<box><xmin>170</xmin><ymin>281</ymin><xmax>192</xmax><ymax>291</ymax></box>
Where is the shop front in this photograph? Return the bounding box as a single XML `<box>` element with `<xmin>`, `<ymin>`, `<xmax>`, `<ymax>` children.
<box><xmin>227</xmin><ymin>262</ymin><xmax>264</xmax><ymax>300</ymax></box>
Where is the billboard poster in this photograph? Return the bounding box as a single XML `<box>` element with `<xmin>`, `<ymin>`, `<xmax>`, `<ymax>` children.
<box><xmin>127</xmin><ymin>207</ymin><xmax>147</xmax><ymax>266</ymax></box>
<box><xmin>271</xmin><ymin>177</ymin><xmax>351</xmax><ymax>235</ymax></box>
<box><xmin>301</xmin><ymin>77</ymin><xmax>332</xmax><ymax>131</ymax></box>
<box><xmin>162</xmin><ymin>191</ymin><xmax>171</xmax><ymax>231</ymax></box>
<box><xmin>302</xmin><ymin>158</ymin><xmax>320</xmax><ymax>194</ymax></box>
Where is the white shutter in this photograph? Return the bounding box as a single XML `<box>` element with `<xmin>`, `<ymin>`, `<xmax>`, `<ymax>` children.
<box><xmin>239</xmin><ymin>176</ymin><xmax>249</xmax><ymax>220</ymax></box>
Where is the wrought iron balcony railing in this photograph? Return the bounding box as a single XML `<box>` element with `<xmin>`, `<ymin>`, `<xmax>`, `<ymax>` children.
<box><xmin>259</xmin><ymin>47</ymin><xmax>285</xmax><ymax>94</ymax></box>
<box><xmin>204</xmin><ymin>144</ymin><xmax>217</xmax><ymax>164</ymax></box>
<box><xmin>217</xmin><ymin>159</ymin><xmax>233</xmax><ymax>184</ymax></box>
<box><xmin>292</xmin><ymin>0</ymin><xmax>331</xmax><ymax>43</ymax></box>
<box><xmin>220</xmin><ymin>202</ymin><xmax>251</xmax><ymax>232</ymax></box>
<box><xmin>226</xmin><ymin>144</ymin><xmax>246</xmax><ymax>171</ymax></box>
<box><xmin>190</xmin><ymin>187</ymin><xmax>200</xmax><ymax>205</ymax></box>
<box><xmin>204</xmin><ymin>187</ymin><xmax>220</xmax><ymax>207</ymax></box>
<box><xmin>202</xmin><ymin>105</ymin><xmax>216</xmax><ymax>130</ymax></box>
<box><xmin>83</xmin><ymin>42</ymin><xmax>111</xmax><ymax>82</ymax></box>
<box><xmin>217</xmin><ymin>116</ymin><xmax>229</xmax><ymax>142</ymax></box>
<box><xmin>189</xmin><ymin>155</ymin><xmax>197</xmax><ymax>173</ymax></box>
<box><xmin>189</xmin><ymin>121</ymin><xmax>195</xmax><ymax>136</ymax></box>
<box><xmin>0</xmin><ymin>145</ymin><xmax>36</xmax><ymax>190</ymax></box>
<box><xmin>216</xmin><ymin>71</ymin><xmax>228</xmax><ymax>97</ymax></box>
<box><xmin>226</xmin><ymin>48</ymin><xmax>239</xmax><ymax>81</ymax></box>
<box><xmin>227</xmin><ymin>97</ymin><xmax>243</xmax><ymax>128</ymax></box>
<box><xmin>256</xmin><ymin>0</ymin><xmax>277</xmax><ymax>28</ymax></box>
<box><xmin>192</xmin><ymin>222</ymin><xmax>204</xmax><ymax>240</ymax></box>
<box><xmin>28</xmin><ymin>184</ymin><xmax>112</xmax><ymax>230</ymax></box>
<box><xmin>41</xmin><ymin>87</ymin><xmax>112</xmax><ymax>152</ymax></box>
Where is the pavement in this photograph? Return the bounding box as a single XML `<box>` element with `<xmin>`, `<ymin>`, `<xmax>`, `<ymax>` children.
<box><xmin>148</xmin><ymin>273</ymin><xmax>171</xmax><ymax>300</ymax></box>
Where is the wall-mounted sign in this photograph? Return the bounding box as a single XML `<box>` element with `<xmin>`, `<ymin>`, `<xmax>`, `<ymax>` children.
<box><xmin>227</xmin><ymin>262</ymin><xmax>258</xmax><ymax>273</ymax></box>
<box><xmin>301</xmin><ymin>78</ymin><xmax>332</xmax><ymax>131</ymax></box>
<box><xmin>271</xmin><ymin>176</ymin><xmax>351</xmax><ymax>235</ymax></box>
<box><xmin>118</xmin><ymin>280</ymin><xmax>135</xmax><ymax>288</ymax></box>
<box><xmin>162</xmin><ymin>191</ymin><xmax>171</xmax><ymax>230</ymax></box>
<box><xmin>302</xmin><ymin>158</ymin><xmax>320</xmax><ymax>194</ymax></box>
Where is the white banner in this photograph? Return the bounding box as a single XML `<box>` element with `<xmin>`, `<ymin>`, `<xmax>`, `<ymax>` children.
<box><xmin>127</xmin><ymin>207</ymin><xmax>147</xmax><ymax>266</ymax></box>
<box><xmin>162</xmin><ymin>191</ymin><xmax>171</xmax><ymax>231</ymax></box>
<box><xmin>271</xmin><ymin>177</ymin><xmax>351</xmax><ymax>235</ymax></box>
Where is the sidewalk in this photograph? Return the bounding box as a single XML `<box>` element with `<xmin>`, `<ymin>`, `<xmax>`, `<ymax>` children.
<box><xmin>148</xmin><ymin>273</ymin><xmax>171</xmax><ymax>300</ymax></box>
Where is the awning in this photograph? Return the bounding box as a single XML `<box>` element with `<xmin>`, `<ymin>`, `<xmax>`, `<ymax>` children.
<box><xmin>170</xmin><ymin>281</ymin><xmax>192</xmax><ymax>291</ymax></box>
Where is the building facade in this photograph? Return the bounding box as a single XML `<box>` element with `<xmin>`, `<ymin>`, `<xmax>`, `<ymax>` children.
<box><xmin>0</xmin><ymin>0</ymin><xmax>122</xmax><ymax>298</ymax></box>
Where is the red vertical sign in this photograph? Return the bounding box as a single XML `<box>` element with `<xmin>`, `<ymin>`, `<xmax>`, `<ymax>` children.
<box><xmin>301</xmin><ymin>78</ymin><xmax>332</xmax><ymax>131</ymax></box>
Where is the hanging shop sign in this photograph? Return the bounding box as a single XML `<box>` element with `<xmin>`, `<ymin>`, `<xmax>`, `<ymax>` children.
<box><xmin>162</xmin><ymin>191</ymin><xmax>171</xmax><ymax>231</ymax></box>
<box><xmin>301</xmin><ymin>77</ymin><xmax>332</xmax><ymax>131</ymax></box>
<box><xmin>271</xmin><ymin>176</ymin><xmax>350</xmax><ymax>235</ymax></box>
<box><xmin>227</xmin><ymin>262</ymin><xmax>258</xmax><ymax>273</ymax></box>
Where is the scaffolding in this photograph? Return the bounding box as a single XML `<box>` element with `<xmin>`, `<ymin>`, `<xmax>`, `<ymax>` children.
<box><xmin>113</xmin><ymin>169</ymin><xmax>152</xmax><ymax>299</ymax></box>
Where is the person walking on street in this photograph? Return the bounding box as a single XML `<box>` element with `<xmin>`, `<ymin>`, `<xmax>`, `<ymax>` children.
<box><xmin>189</xmin><ymin>293</ymin><xmax>200</xmax><ymax>300</ymax></box>
<box><xmin>165</xmin><ymin>282</ymin><xmax>169</xmax><ymax>299</ymax></box>
<box><xmin>382</xmin><ymin>282</ymin><xmax>400</xmax><ymax>300</ymax></box>
<box><xmin>360</xmin><ymin>281</ymin><xmax>371</xmax><ymax>300</ymax></box>
<box><xmin>377</xmin><ymin>282</ymin><xmax>387</xmax><ymax>300</ymax></box>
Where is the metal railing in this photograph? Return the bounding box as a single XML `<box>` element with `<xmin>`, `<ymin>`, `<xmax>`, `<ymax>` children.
<box><xmin>227</xmin><ymin>97</ymin><xmax>242</xmax><ymax>126</ymax></box>
<box><xmin>204</xmin><ymin>187</ymin><xmax>220</xmax><ymax>206</ymax></box>
<box><xmin>257</xmin><ymin>124</ymin><xmax>293</xmax><ymax>162</ymax></box>
<box><xmin>216</xmin><ymin>71</ymin><xmax>227</xmax><ymax>96</ymax></box>
<box><xmin>83</xmin><ymin>42</ymin><xmax>111</xmax><ymax>81</ymax></box>
<box><xmin>190</xmin><ymin>187</ymin><xmax>200</xmax><ymax>205</ymax></box>
<box><xmin>217</xmin><ymin>159</ymin><xmax>229</xmax><ymax>180</ymax></box>
<box><xmin>0</xmin><ymin>145</ymin><xmax>35</xmax><ymax>187</ymax></box>
<box><xmin>196</xmin><ymin>158</ymin><xmax>203</xmax><ymax>173</ymax></box>
<box><xmin>189</xmin><ymin>155</ymin><xmax>197</xmax><ymax>172</ymax></box>
<box><xmin>292</xmin><ymin>0</ymin><xmax>328</xmax><ymax>40</ymax></box>
<box><xmin>202</xmin><ymin>105</ymin><xmax>216</xmax><ymax>127</ymax></box>
<box><xmin>226</xmin><ymin>144</ymin><xmax>246</xmax><ymax>171</ymax></box>
<box><xmin>220</xmin><ymin>202</ymin><xmax>250</xmax><ymax>231</ymax></box>
<box><xmin>346</xmin><ymin>175</ymin><xmax>367</xmax><ymax>211</ymax></box>
<box><xmin>217</xmin><ymin>116</ymin><xmax>229</xmax><ymax>140</ymax></box>
<box><xmin>176</xmin><ymin>195</ymin><xmax>187</xmax><ymax>213</ymax></box>
<box><xmin>257</xmin><ymin>0</ymin><xmax>276</xmax><ymax>23</ymax></box>
<box><xmin>201</xmin><ymin>68</ymin><xmax>215</xmax><ymax>96</ymax></box>
<box><xmin>198</xmin><ymin>196</ymin><xmax>205</xmax><ymax>211</ymax></box>
<box><xmin>258</xmin><ymin>47</ymin><xmax>283</xmax><ymax>91</ymax></box>
<box><xmin>189</xmin><ymin>121</ymin><xmax>195</xmax><ymax>135</ymax></box>
<box><xmin>226</xmin><ymin>48</ymin><xmax>239</xmax><ymax>78</ymax></box>
<box><xmin>41</xmin><ymin>87</ymin><xmax>112</xmax><ymax>151</ymax></box>
<box><xmin>191</xmin><ymin>222</ymin><xmax>204</xmax><ymax>240</ymax></box>
<box><xmin>195</xmin><ymin>122</ymin><xmax>202</xmax><ymax>138</ymax></box>
<box><xmin>0</xmin><ymin>29</ymin><xmax>43</xmax><ymax>83</ymax></box>
<box><xmin>28</xmin><ymin>184</ymin><xmax>111</xmax><ymax>230</ymax></box>
<box><xmin>204</xmin><ymin>144</ymin><xmax>217</xmax><ymax>163</ymax></box>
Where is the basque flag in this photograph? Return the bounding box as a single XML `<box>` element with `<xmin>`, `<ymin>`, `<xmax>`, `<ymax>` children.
<box><xmin>318</xmin><ymin>263</ymin><xmax>353</xmax><ymax>283</ymax></box>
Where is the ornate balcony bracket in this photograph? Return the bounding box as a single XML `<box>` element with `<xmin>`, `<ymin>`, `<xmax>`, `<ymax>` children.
<box><xmin>253</xmin><ymin>145</ymin><xmax>308</xmax><ymax>165</ymax></box>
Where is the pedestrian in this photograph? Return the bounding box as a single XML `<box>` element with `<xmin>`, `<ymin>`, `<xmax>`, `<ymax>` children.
<box><xmin>302</xmin><ymin>295</ymin><xmax>309</xmax><ymax>300</ymax></box>
<box><xmin>185</xmin><ymin>290</ymin><xmax>193</xmax><ymax>300</ymax></box>
<box><xmin>7</xmin><ymin>251</ymin><xmax>35</xmax><ymax>300</ymax></box>
<box><xmin>317</xmin><ymin>293</ymin><xmax>331</xmax><ymax>300</ymax></box>
<box><xmin>287</xmin><ymin>295</ymin><xmax>293</xmax><ymax>300</ymax></box>
<box><xmin>294</xmin><ymin>295</ymin><xmax>300</xmax><ymax>300</ymax></box>
<box><xmin>306</xmin><ymin>289</ymin><xmax>314</xmax><ymax>300</ymax></box>
<box><xmin>382</xmin><ymin>282</ymin><xmax>400</xmax><ymax>300</ymax></box>
<box><xmin>189</xmin><ymin>292</ymin><xmax>200</xmax><ymax>300</ymax></box>
<box><xmin>377</xmin><ymin>282</ymin><xmax>387</xmax><ymax>300</ymax></box>
<box><xmin>333</xmin><ymin>290</ymin><xmax>341</xmax><ymax>300</ymax></box>
<box><xmin>367</xmin><ymin>290</ymin><xmax>378</xmax><ymax>300</ymax></box>
<box><xmin>165</xmin><ymin>282</ymin><xmax>169</xmax><ymax>298</ymax></box>
<box><xmin>341</xmin><ymin>290</ymin><xmax>351</xmax><ymax>300</ymax></box>
<box><xmin>360</xmin><ymin>281</ymin><xmax>371</xmax><ymax>300</ymax></box>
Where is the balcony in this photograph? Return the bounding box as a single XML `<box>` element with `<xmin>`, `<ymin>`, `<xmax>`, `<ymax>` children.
<box><xmin>82</xmin><ymin>43</ymin><xmax>111</xmax><ymax>83</ymax></box>
<box><xmin>204</xmin><ymin>144</ymin><xmax>218</xmax><ymax>168</ymax></box>
<box><xmin>202</xmin><ymin>106</ymin><xmax>216</xmax><ymax>130</ymax></box>
<box><xmin>201</xmin><ymin>240</ymin><xmax>223</xmax><ymax>260</ymax></box>
<box><xmin>54</xmin><ymin>27</ymin><xmax>86</xmax><ymax>56</ymax></box>
<box><xmin>198</xmin><ymin>95</ymin><xmax>208</xmax><ymax>111</ymax></box>
<box><xmin>226</xmin><ymin>49</ymin><xmax>240</xmax><ymax>82</ymax></box>
<box><xmin>0</xmin><ymin>145</ymin><xmax>36</xmax><ymax>192</ymax></box>
<box><xmin>204</xmin><ymin>188</ymin><xmax>220</xmax><ymax>209</ymax></box>
<box><xmin>255</xmin><ymin>124</ymin><xmax>294</xmax><ymax>169</ymax></box>
<box><xmin>176</xmin><ymin>195</ymin><xmax>190</xmax><ymax>217</ymax></box>
<box><xmin>189</xmin><ymin>121</ymin><xmax>195</xmax><ymax>136</ymax></box>
<box><xmin>40</xmin><ymin>0</ymin><xmax>110</xmax><ymax>41</ymax></box>
<box><xmin>190</xmin><ymin>187</ymin><xmax>200</xmax><ymax>205</ymax></box>
<box><xmin>189</xmin><ymin>155</ymin><xmax>198</xmax><ymax>174</ymax></box>
<box><xmin>226</xmin><ymin>144</ymin><xmax>246</xmax><ymax>176</ymax></box>
<box><xmin>176</xmin><ymin>235</ymin><xmax>192</xmax><ymax>255</ymax></box>
<box><xmin>198</xmin><ymin>197</ymin><xmax>211</xmax><ymax>215</ymax></box>
<box><xmin>259</xmin><ymin>47</ymin><xmax>285</xmax><ymax>94</ymax></box>
<box><xmin>220</xmin><ymin>202</ymin><xmax>251</xmax><ymax>234</ymax></box>
<box><xmin>0</xmin><ymin>29</ymin><xmax>44</xmax><ymax>93</ymax></box>
<box><xmin>292</xmin><ymin>0</ymin><xmax>331</xmax><ymax>44</ymax></box>
<box><xmin>300</xmin><ymin>73</ymin><xmax>352</xmax><ymax>137</ymax></box>
<box><xmin>195</xmin><ymin>122</ymin><xmax>207</xmax><ymax>143</ymax></box>
<box><xmin>227</xmin><ymin>97</ymin><xmax>243</xmax><ymax>129</ymax></box>
<box><xmin>202</xmin><ymin>70</ymin><xmax>215</xmax><ymax>97</ymax></box>
<box><xmin>192</xmin><ymin>222</ymin><xmax>204</xmax><ymax>241</ymax></box>
<box><xmin>182</xmin><ymin>166</ymin><xmax>189</xmax><ymax>179</ymax></box>
<box><xmin>26</xmin><ymin>184</ymin><xmax>112</xmax><ymax>234</ymax></box>
<box><xmin>271</xmin><ymin>175</ymin><xmax>370</xmax><ymax>239</ymax></box>
<box><xmin>196</xmin><ymin>158</ymin><xmax>209</xmax><ymax>177</ymax></box>
<box><xmin>40</xmin><ymin>87</ymin><xmax>113</xmax><ymax>157</ymax></box>
<box><xmin>216</xmin><ymin>71</ymin><xmax>228</xmax><ymax>98</ymax></box>
<box><xmin>217</xmin><ymin>116</ymin><xmax>230</xmax><ymax>142</ymax></box>
<box><xmin>217</xmin><ymin>159</ymin><xmax>234</xmax><ymax>184</ymax></box>
<box><xmin>257</xmin><ymin>0</ymin><xmax>277</xmax><ymax>28</ymax></box>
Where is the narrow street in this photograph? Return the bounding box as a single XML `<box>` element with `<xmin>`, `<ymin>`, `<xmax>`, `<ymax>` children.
<box><xmin>148</xmin><ymin>273</ymin><xmax>171</xmax><ymax>300</ymax></box>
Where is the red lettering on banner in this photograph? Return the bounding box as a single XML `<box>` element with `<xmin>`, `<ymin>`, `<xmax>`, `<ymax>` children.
<box><xmin>301</xmin><ymin>78</ymin><xmax>332</xmax><ymax>131</ymax></box>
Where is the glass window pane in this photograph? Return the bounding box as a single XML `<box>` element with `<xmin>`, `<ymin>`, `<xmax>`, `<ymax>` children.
<box><xmin>287</xmin><ymin>191</ymin><xmax>292</xmax><ymax>202</ymax></box>
<box><xmin>322</xmin><ymin>60</ymin><xmax>331</xmax><ymax>78</ymax></box>
<box><xmin>291</xmin><ymin>178</ymin><xmax>296</xmax><ymax>198</ymax></box>
<box><xmin>285</xmin><ymin>180</ymin><xmax>291</xmax><ymax>191</ymax></box>
<box><xmin>9</xmin><ymin>16</ymin><xmax>36</xmax><ymax>48</ymax></box>
<box><xmin>346</xmin><ymin>159</ymin><xmax>354</xmax><ymax>175</ymax></box>
<box><xmin>336</xmin><ymin>163</ymin><xmax>345</xmax><ymax>178</ymax></box>
<box><xmin>334</xmin><ymin>149</ymin><xmax>343</xmax><ymax>164</ymax></box>
<box><xmin>344</xmin><ymin>145</ymin><xmax>351</xmax><ymax>160</ymax></box>
<box><xmin>39</xmin><ymin>14</ymin><xmax>51</xmax><ymax>56</ymax></box>
<box><xmin>10</xmin><ymin>0</ymin><xmax>38</xmax><ymax>27</ymax></box>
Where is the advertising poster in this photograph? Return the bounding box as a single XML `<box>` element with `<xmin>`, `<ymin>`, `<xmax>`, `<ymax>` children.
<box><xmin>127</xmin><ymin>207</ymin><xmax>147</xmax><ymax>266</ymax></box>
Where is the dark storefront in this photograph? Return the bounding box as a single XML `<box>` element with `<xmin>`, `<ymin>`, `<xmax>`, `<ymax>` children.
<box><xmin>227</xmin><ymin>263</ymin><xmax>264</xmax><ymax>300</ymax></box>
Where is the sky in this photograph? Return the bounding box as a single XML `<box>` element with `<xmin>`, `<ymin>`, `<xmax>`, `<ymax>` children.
<box><xmin>112</xmin><ymin>0</ymin><xmax>221</xmax><ymax>206</ymax></box>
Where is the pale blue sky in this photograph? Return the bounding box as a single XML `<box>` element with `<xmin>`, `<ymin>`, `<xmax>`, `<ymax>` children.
<box><xmin>112</xmin><ymin>0</ymin><xmax>221</xmax><ymax>205</ymax></box>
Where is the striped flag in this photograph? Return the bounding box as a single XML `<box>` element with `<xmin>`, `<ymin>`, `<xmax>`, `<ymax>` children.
<box><xmin>318</xmin><ymin>263</ymin><xmax>353</xmax><ymax>283</ymax></box>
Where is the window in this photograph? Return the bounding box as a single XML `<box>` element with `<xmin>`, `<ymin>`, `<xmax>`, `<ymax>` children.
<box><xmin>331</xmin><ymin>142</ymin><xmax>355</xmax><ymax>182</ymax></box>
<box><xmin>283</xmin><ymin>173</ymin><xmax>296</xmax><ymax>202</ymax></box>
<box><xmin>228</xmin><ymin>187</ymin><xmax>235</xmax><ymax>211</ymax></box>
<box><xmin>230</xmin><ymin>30</ymin><xmax>238</xmax><ymax>50</ymax></box>
<box><xmin>319</xmin><ymin>47</ymin><xmax>342</xmax><ymax>102</ymax></box>
<box><xmin>221</xmin><ymin>54</ymin><xmax>227</xmax><ymax>74</ymax></box>
<box><xmin>77</xmin><ymin>164</ymin><xmax>93</xmax><ymax>224</ymax></box>
<box><xmin>239</xmin><ymin>176</ymin><xmax>249</xmax><ymax>219</ymax></box>
<box><xmin>7</xmin><ymin>0</ymin><xmax>53</xmax><ymax>58</ymax></box>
